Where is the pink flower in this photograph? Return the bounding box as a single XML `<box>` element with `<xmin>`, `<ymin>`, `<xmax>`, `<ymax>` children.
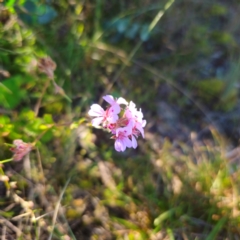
<box><xmin>88</xmin><ymin>95</ymin><xmax>146</xmax><ymax>152</ymax></box>
<box><xmin>114</xmin><ymin>131</ymin><xmax>132</xmax><ymax>152</ymax></box>
<box><xmin>10</xmin><ymin>139</ymin><xmax>32</xmax><ymax>161</ymax></box>
<box><xmin>133</xmin><ymin>119</ymin><xmax>146</xmax><ymax>138</ymax></box>
<box><xmin>103</xmin><ymin>95</ymin><xmax>128</xmax><ymax>114</ymax></box>
<box><xmin>88</xmin><ymin>95</ymin><xmax>128</xmax><ymax>127</ymax></box>
<box><xmin>115</xmin><ymin>120</ymin><xmax>137</xmax><ymax>148</ymax></box>
<box><xmin>103</xmin><ymin>95</ymin><xmax>128</xmax><ymax>106</ymax></box>
<box><xmin>88</xmin><ymin>104</ymin><xmax>118</xmax><ymax>127</ymax></box>
<box><xmin>124</xmin><ymin>101</ymin><xmax>147</xmax><ymax>138</ymax></box>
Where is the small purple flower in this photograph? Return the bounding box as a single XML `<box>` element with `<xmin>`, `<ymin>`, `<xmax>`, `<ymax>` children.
<box><xmin>88</xmin><ymin>103</ymin><xmax>118</xmax><ymax>127</ymax></box>
<box><xmin>88</xmin><ymin>95</ymin><xmax>146</xmax><ymax>152</ymax></box>
<box><xmin>103</xmin><ymin>95</ymin><xmax>128</xmax><ymax>116</ymax></box>
<box><xmin>10</xmin><ymin>139</ymin><xmax>33</xmax><ymax>161</ymax></box>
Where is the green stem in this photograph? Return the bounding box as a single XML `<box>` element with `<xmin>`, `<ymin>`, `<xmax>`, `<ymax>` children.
<box><xmin>0</xmin><ymin>158</ymin><xmax>13</xmax><ymax>164</ymax></box>
<box><xmin>0</xmin><ymin>164</ymin><xmax>10</xmax><ymax>190</ymax></box>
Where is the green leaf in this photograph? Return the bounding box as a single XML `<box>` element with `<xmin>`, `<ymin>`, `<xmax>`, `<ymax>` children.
<box><xmin>5</xmin><ymin>0</ymin><xmax>16</xmax><ymax>11</ymax></box>
<box><xmin>19</xmin><ymin>109</ymin><xmax>36</xmax><ymax>121</ymax></box>
<box><xmin>0</xmin><ymin>116</ymin><xmax>10</xmax><ymax>125</ymax></box>
<box><xmin>111</xmin><ymin>217</ymin><xmax>139</xmax><ymax>230</ymax></box>
<box><xmin>40</xmin><ymin>129</ymin><xmax>54</xmax><ymax>143</ymax></box>
<box><xmin>154</xmin><ymin>208</ymin><xmax>178</xmax><ymax>226</ymax></box>
<box><xmin>206</xmin><ymin>217</ymin><xmax>227</xmax><ymax>240</ymax></box>
<box><xmin>0</xmin><ymin>75</ymin><xmax>32</xmax><ymax>109</ymax></box>
<box><xmin>140</xmin><ymin>24</ymin><xmax>150</xmax><ymax>41</ymax></box>
<box><xmin>43</xmin><ymin>114</ymin><xmax>54</xmax><ymax>124</ymax></box>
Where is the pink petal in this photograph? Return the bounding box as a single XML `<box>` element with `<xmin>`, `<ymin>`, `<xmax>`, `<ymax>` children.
<box><xmin>120</xmin><ymin>140</ymin><xmax>127</xmax><ymax>151</ymax></box>
<box><xmin>131</xmin><ymin>135</ymin><xmax>137</xmax><ymax>149</ymax></box>
<box><xmin>129</xmin><ymin>101</ymin><xmax>136</xmax><ymax>109</ymax></box>
<box><xmin>88</xmin><ymin>104</ymin><xmax>105</xmax><ymax>117</ymax></box>
<box><xmin>117</xmin><ymin>97</ymin><xmax>128</xmax><ymax>105</ymax></box>
<box><xmin>92</xmin><ymin>117</ymin><xmax>104</xmax><ymax>126</ymax></box>
<box><xmin>136</xmin><ymin>109</ymin><xmax>143</xmax><ymax>119</ymax></box>
<box><xmin>136</xmin><ymin>122</ymin><xmax>145</xmax><ymax>138</ymax></box>
<box><xmin>114</xmin><ymin>140</ymin><xmax>122</xmax><ymax>152</ymax></box>
<box><xmin>103</xmin><ymin>95</ymin><xmax>115</xmax><ymax>105</ymax></box>
<box><xmin>142</xmin><ymin>120</ymin><xmax>147</xmax><ymax>128</ymax></box>
<box><xmin>109</xmin><ymin>104</ymin><xmax>120</xmax><ymax>114</ymax></box>
<box><xmin>124</xmin><ymin>109</ymin><xmax>132</xmax><ymax>119</ymax></box>
<box><xmin>114</xmin><ymin>139</ymin><xmax>126</xmax><ymax>152</ymax></box>
<box><xmin>124</xmin><ymin>137</ymin><xmax>132</xmax><ymax>148</ymax></box>
<box><xmin>107</xmin><ymin>113</ymin><xmax>119</xmax><ymax>123</ymax></box>
<box><xmin>13</xmin><ymin>139</ymin><xmax>24</xmax><ymax>145</ymax></box>
<box><xmin>116</xmin><ymin>125</ymin><xmax>132</xmax><ymax>137</ymax></box>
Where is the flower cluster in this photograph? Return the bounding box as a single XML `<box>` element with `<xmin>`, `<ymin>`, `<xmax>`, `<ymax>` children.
<box><xmin>10</xmin><ymin>139</ymin><xmax>33</xmax><ymax>161</ymax></box>
<box><xmin>88</xmin><ymin>95</ymin><xmax>146</xmax><ymax>152</ymax></box>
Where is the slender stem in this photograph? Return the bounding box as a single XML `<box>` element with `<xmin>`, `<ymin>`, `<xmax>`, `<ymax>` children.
<box><xmin>0</xmin><ymin>165</ymin><xmax>10</xmax><ymax>190</ymax></box>
<box><xmin>48</xmin><ymin>176</ymin><xmax>72</xmax><ymax>240</ymax></box>
<box><xmin>0</xmin><ymin>158</ymin><xmax>13</xmax><ymax>164</ymax></box>
<box><xmin>99</xmin><ymin>0</ymin><xmax>175</xmax><ymax>101</ymax></box>
<box><xmin>34</xmin><ymin>77</ymin><xmax>52</xmax><ymax>117</ymax></box>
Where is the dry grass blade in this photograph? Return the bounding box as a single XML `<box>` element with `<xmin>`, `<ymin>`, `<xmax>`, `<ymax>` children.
<box><xmin>1</xmin><ymin>224</ymin><xmax>6</xmax><ymax>240</ymax></box>
<box><xmin>11</xmin><ymin>212</ymin><xmax>32</xmax><ymax>221</ymax></box>
<box><xmin>98</xmin><ymin>161</ymin><xmax>116</xmax><ymax>191</ymax></box>
<box><xmin>23</xmin><ymin>153</ymin><xmax>32</xmax><ymax>183</ymax></box>
<box><xmin>0</xmin><ymin>216</ymin><xmax>22</xmax><ymax>237</ymax></box>
<box><xmin>48</xmin><ymin>176</ymin><xmax>72</xmax><ymax>240</ymax></box>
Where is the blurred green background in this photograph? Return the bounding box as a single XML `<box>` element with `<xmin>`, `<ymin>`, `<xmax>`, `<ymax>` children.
<box><xmin>1</xmin><ymin>0</ymin><xmax>240</xmax><ymax>239</ymax></box>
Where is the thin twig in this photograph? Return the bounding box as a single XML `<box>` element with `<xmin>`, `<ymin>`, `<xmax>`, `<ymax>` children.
<box><xmin>0</xmin><ymin>216</ymin><xmax>22</xmax><ymax>237</ymax></box>
<box><xmin>11</xmin><ymin>212</ymin><xmax>32</xmax><ymax>221</ymax></box>
<box><xmin>23</xmin><ymin>154</ymin><xmax>32</xmax><ymax>183</ymax></box>
<box><xmin>34</xmin><ymin>78</ymin><xmax>51</xmax><ymax>117</ymax></box>
<box><xmin>36</xmin><ymin>147</ymin><xmax>46</xmax><ymax>186</ymax></box>
<box><xmin>98</xmin><ymin>161</ymin><xmax>116</xmax><ymax>191</ymax></box>
<box><xmin>1</xmin><ymin>224</ymin><xmax>6</xmax><ymax>240</ymax></box>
